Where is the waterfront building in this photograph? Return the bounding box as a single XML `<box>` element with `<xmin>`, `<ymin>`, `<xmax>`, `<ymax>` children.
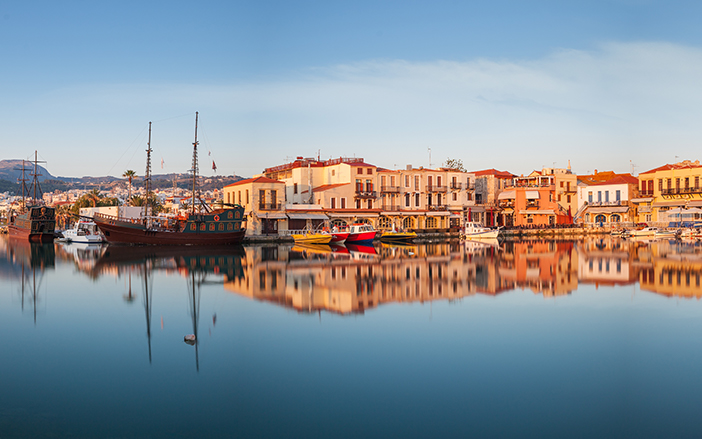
<box><xmin>471</xmin><ymin>169</ymin><xmax>515</xmax><ymax>226</ymax></box>
<box><xmin>576</xmin><ymin>175</ymin><xmax>639</xmax><ymax>225</ymax></box>
<box><xmin>634</xmin><ymin>160</ymin><xmax>702</xmax><ymax>224</ymax></box>
<box><xmin>498</xmin><ymin>168</ymin><xmax>573</xmax><ymax>227</ymax></box>
<box><xmin>261</xmin><ymin>156</ymin><xmax>478</xmax><ymax>233</ymax></box>
<box><xmin>223</xmin><ymin>176</ymin><xmax>287</xmax><ymax>236</ymax></box>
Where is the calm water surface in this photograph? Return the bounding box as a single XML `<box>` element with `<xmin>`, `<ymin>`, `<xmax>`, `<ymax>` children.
<box><xmin>2</xmin><ymin>236</ymin><xmax>702</xmax><ymax>438</ymax></box>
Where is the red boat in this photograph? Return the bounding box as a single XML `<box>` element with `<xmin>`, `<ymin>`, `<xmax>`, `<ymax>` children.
<box><xmin>330</xmin><ymin>231</ymin><xmax>349</xmax><ymax>244</ymax></box>
<box><xmin>345</xmin><ymin>223</ymin><xmax>376</xmax><ymax>244</ymax></box>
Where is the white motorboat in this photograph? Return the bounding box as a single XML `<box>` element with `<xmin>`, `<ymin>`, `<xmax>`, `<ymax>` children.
<box><xmin>627</xmin><ymin>227</ymin><xmax>658</xmax><ymax>237</ymax></box>
<box><xmin>654</xmin><ymin>229</ymin><xmax>677</xmax><ymax>239</ymax></box>
<box><xmin>460</xmin><ymin>222</ymin><xmax>501</xmax><ymax>239</ymax></box>
<box><xmin>63</xmin><ymin>218</ymin><xmax>106</xmax><ymax>244</ymax></box>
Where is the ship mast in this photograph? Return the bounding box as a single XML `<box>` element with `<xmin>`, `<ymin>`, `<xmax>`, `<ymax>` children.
<box><xmin>15</xmin><ymin>159</ymin><xmax>29</xmax><ymax>212</ymax></box>
<box><xmin>29</xmin><ymin>151</ymin><xmax>45</xmax><ymax>206</ymax></box>
<box><xmin>144</xmin><ymin>122</ymin><xmax>152</xmax><ymax>222</ymax></box>
<box><xmin>190</xmin><ymin>112</ymin><xmax>199</xmax><ymax>216</ymax></box>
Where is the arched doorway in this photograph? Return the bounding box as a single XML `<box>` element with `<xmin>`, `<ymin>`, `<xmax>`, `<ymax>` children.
<box><xmin>610</xmin><ymin>214</ymin><xmax>621</xmax><ymax>222</ymax></box>
<box><xmin>595</xmin><ymin>214</ymin><xmax>606</xmax><ymax>223</ymax></box>
<box><xmin>402</xmin><ymin>217</ymin><xmax>415</xmax><ymax>230</ymax></box>
<box><xmin>378</xmin><ymin>216</ymin><xmax>393</xmax><ymax>230</ymax></box>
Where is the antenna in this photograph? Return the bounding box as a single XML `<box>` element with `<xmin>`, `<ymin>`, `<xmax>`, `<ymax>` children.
<box><xmin>630</xmin><ymin>160</ymin><xmax>637</xmax><ymax>176</ymax></box>
<box><xmin>428</xmin><ymin>148</ymin><xmax>432</xmax><ymax>168</ymax></box>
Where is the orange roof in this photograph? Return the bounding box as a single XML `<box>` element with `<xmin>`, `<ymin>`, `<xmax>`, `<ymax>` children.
<box><xmin>640</xmin><ymin>161</ymin><xmax>702</xmax><ymax>175</ymax></box>
<box><xmin>313</xmin><ymin>183</ymin><xmax>350</xmax><ymax>192</ymax></box>
<box><xmin>224</xmin><ymin>176</ymin><xmax>282</xmax><ymax>188</ymax></box>
<box><xmin>590</xmin><ymin>175</ymin><xmax>639</xmax><ymax>186</ymax></box>
<box><xmin>472</xmin><ymin>169</ymin><xmax>515</xmax><ymax>178</ymax></box>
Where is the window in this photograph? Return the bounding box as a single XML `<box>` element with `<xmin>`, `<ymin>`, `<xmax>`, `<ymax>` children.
<box><xmin>367</xmin><ymin>200</ymin><xmax>372</xmax><ymax>209</ymax></box>
<box><xmin>466</xmin><ymin>177</ymin><xmax>471</xmax><ymax>188</ymax></box>
<box><xmin>293</xmin><ymin>183</ymin><xmax>298</xmax><ymax>194</ymax></box>
<box><xmin>332</xmin><ymin>170</ymin><xmax>335</xmax><ymax>176</ymax></box>
<box><xmin>659</xmin><ymin>179</ymin><xmax>663</xmax><ymax>192</ymax></box>
<box><xmin>367</xmin><ymin>168</ymin><xmax>372</xmax><ymax>175</ymax></box>
<box><xmin>560</xmin><ymin>181</ymin><xmax>564</xmax><ymax>187</ymax></box>
<box><xmin>357</xmin><ymin>168</ymin><xmax>363</xmax><ymax>174</ymax></box>
<box><xmin>405</xmin><ymin>193</ymin><xmax>410</xmax><ymax>207</ymax></box>
<box><xmin>405</xmin><ymin>175</ymin><xmax>410</xmax><ymax>187</ymax></box>
<box><xmin>598</xmin><ymin>191</ymin><xmax>602</xmax><ymax>203</ymax></box>
<box><xmin>331</xmin><ymin>198</ymin><xmax>336</xmax><ymax>209</ymax></box>
<box><xmin>685</xmin><ymin>177</ymin><xmax>690</xmax><ymax>190</ymax></box>
<box><xmin>588</xmin><ymin>192</ymin><xmax>592</xmax><ymax>203</ymax></box>
<box><xmin>696</xmin><ymin>176</ymin><xmax>700</xmax><ymax>189</ymax></box>
<box><xmin>259</xmin><ymin>190</ymin><xmax>266</xmax><ymax>206</ymax></box>
<box><xmin>238</xmin><ymin>191</ymin><xmax>241</xmax><ymax>204</ymax></box>
<box><xmin>453</xmin><ymin>192</ymin><xmax>457</xmax><ymax>201</ymax></box>
<box><xmin>381</xmin><ymin>176</ymin><xmax>386</xmax><ymax>187</ymax></box>
<box><xmin>567</xmin><ymin>194</ymin><xmax>571</xmax><ymax>203</ymax></box>
<box><xmin>414</xmin><ymin>176</ymin><xmax>420</xmax><ymax>191</ymax></box>
<box><xmin>341</xmin><ymin>198</ymin><xmax>346</xmax><ymax>209</ymax></box>
<box><xmin>605</xmin><ymin>191</ymin><xmax>609</xmax><ymax>203</ymax></box>
<box><xmin>246</xmin><ymin>190</ymin><xmax>249</xmax><ymax>204</ymax></box>
<box><xmin>227</xmin><ymin>192</ymin><xmax>231</xmax><ymax>204</ymax></box>
<box><xmin>391</xmin><ymin>176</ymin><xmax>395</xmax><ymax>186</ymax></box>
<box><xmin>415</xmin><ymin>193</ymin><xmax>420</xmax><ymax>206</ymax></box>
<box><xmin>616</xmin><ymin>190</ymin><xmax>621</xmax><ymax>201</ymax></box>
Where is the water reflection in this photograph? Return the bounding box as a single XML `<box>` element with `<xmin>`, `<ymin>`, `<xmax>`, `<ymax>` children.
<box><xmin>4</xmin><ymin>236</ymin><xmax>702</xmax><ymax>324</ymax></box>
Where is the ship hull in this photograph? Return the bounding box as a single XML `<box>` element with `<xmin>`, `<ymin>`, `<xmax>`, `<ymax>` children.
<box><xmin>8</xmin><ymin>225</ymin><xmax>54</xmax><ymax>242</ymax></box>
<box><xmin>95</xmin><ymin>220</ymin><xmax>245</xmax><ymax>245</ymax></box>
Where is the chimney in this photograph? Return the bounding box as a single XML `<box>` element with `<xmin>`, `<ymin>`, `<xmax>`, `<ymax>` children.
<box><xmin>594</xmin><ymin>169</ymin><xmax>598</xmax><ymax>175</ymax></box>
<box><xmin>406</xmin><ymin>165</ymin><xmax>412</xmax><ymax>170</ymax></box>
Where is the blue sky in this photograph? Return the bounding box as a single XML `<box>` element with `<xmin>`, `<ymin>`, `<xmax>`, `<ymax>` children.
<box><xmin>2</xmin><ymin>0</ymin><xmax>702</xmax><ymax>178</ymax></box>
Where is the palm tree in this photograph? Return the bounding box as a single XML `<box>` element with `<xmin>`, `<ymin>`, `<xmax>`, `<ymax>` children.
<box><xmin>123</xmin><ymin>170</ymin><xmax>137</xmax><ymax>205</ymax></box>
<box><xmin>86</xmin><ymin>189</ymin><xmax>101</xmax><ymax>208</ymax></box>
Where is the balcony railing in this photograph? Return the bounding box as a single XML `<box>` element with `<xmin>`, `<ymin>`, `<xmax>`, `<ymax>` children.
<box><xmin>588</xmin><ymin>200</ymin><xmax>624</xmax><ymax>207</ymax></box>
<box><xmin>381</xmin><ymin>205</ymin><xmax>402</xmax><ymax>211</ymax></box>
<box><xmin>427</xmin><ymin>205</ymin><xmax>448</xmax><ymax>211</ymax></box>
<box><xmin>661</xmin><ymin>187</ymin><xmax>702</xmax><ymax>195</ymax></box>
<box><xmin>354</xmin><ymin>190</ymin><xmax>377</xmax><ymax>199</ymax></box>
<box><xmin>258</xmin><ymin>202</ymin><xmax>283</xmax><ymax>211</ymax></box>
<box><xmin>450</xmin><ymin>182</ymin><xmax>462</xmax><ymax>190</ymax></box>
<box><xmin>380</xmin><ymin>186</ymin><xmax>400</xmax><ymax>193</ymax></box>
<box><xmin>426</xmin><ymin>185</ymin><xmax>447</xmax><ymax>193</ymax></box>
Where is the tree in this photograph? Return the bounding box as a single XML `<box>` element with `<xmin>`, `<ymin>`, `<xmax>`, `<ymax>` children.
<box><xmin>442</xmin><ymin>158</ymin><xmax>466</xmax><ymax>172</ymax></box>
<box><xmin>123</xmin><ymin>170</ymin><xmax>136</xmax><ymax>205</ymax></box>
<box><xmin>130</xmin><ymin>194</ymin><xmax>163</xmax><ymax>213</ymax></box>
<box><xmin>70</xmin><ymin>189</ymin><xmax>120</xmax><ymax>215</ymax></box>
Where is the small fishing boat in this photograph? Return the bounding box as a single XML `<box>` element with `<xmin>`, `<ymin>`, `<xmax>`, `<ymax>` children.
<box><xmin>379</xmin><ymin>225</ymin><xmax>417</xmax><ymax>242</ymax></box>
<box><xmin>291</xmin><ymin>230</ymin><xmax>333</xmax><ymax>244</ymax></box>
<box><xmin>346</xmin><ymin>223</ymin><xmax>376</xmax><ymax>244</ymax></box>
<box><xmin>460</xmin><ymin>222</ymin><xmax>500</xmax><ymax>239</ymax></box>
<box><xmin>627</xmin><ymin>227</ymin><xmax>658</xmax><ymax>237</ymax></box>
<box><xmin>63</xmin><ymin>218</ymin><xmax>105</xmax><ymax>244</ymax></box>
<box><xmin>654</xmin><ymin>229</ymin><xmax>678</xmax><ymax>239</ymax></box>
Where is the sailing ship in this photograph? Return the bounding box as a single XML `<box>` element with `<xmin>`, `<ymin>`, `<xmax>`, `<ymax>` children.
<box><xmin>7</xmin><ymin>152</ymin><xmax>56</xmax><ymax>242</ymax></box>
<box><xmin>94</xmin><ymin>113</ymin><xmax>246</xmax><ymax>245</ymax></box>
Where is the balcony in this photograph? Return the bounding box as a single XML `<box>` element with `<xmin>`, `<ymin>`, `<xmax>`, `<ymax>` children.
<box><xmin>426</xmin><ymin>185</ymin><xmax>447</xmax><ymax>193</ymax></box>
<box><xmin>499</xmin><ymin>201</ymin><xmax>515</xmax><ymax>209</ymax></box>
<box><xmin>450</xmin><ymin>182</ymin><xmax>462</xmax><ymax>190</ymax></box>
<box><xmin>354</xmin><ymin>190</ymin><xmax>377</xmax><ymax>199</ymax></box>
<box><xmin>380</xmin><ymin>186</ymin><xmax>400</xmax><ymax>193</ymax></box>
<box><xmin>427</xmin><ymin>205</ymin><xmax>448</xmax><ymax>211</ymax></box>
<box><xmin>381</xmin><ymin>205</ymin><xmax>402</xmax><ymax>211</ymax></box>
<box><xmin>258</xmin><ymin>202</ymin><xmax>283</xmax><ymax>211</ymax></box>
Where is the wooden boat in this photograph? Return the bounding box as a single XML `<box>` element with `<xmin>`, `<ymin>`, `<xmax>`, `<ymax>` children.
<box><xmin>346</xmin><ymin>223</ymin><xmax>376</xmax><ymax>244</ymax></box>
<box><xmin>8</xmin><ymin>205</ymin><xmax>56</xmax><ymax>242</ymax></box>
<box><xmin>7</xmin><ymin>152</ymin><xmax>55</xmax><ymax>242</ymax></box>
<box><xmin>93</xmin><ymin>114</ymin><xmax>246</xmax><ymax>246</ymax></box>
<box><xmin>460</xmin><ymin>222</ymin><xmax>500</xmax><ymax>239</ymax></box>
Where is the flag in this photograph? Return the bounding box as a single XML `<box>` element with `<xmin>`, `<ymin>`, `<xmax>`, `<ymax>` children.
<box><xmin>161</xmin><ymin>158</ymin><xmax>164</xmax><ymax>169</ymax></box>
<box><xmin>208</xmin><ymin>150</ymin><xmax>211</xmax><ymax>156</ymax></box>
<box><xmin>212</xmin><ymin>161</ymin><xmax>217</xmax><ymax>172</ymax></box>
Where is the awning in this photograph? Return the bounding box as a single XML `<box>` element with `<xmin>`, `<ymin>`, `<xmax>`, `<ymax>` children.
<box><xmin>381</xmin><ymin>211</ymin><xmax>403</xmax><ymax>216</ymax></box>
<box><xmin>584</xmin><ymin>206</ymin><xmax>629</xmax><ymax>214</ymax></box>
<box><xmin>327</xmin><ymin>212</ymin><xmax>379</xmax><ymax>218</ymax></box>
<box><xmin>688</xmin><ymin>201</ymin><xmax>702</xmax><ymax>207</ymax></box>
<box><xmin>525</xmin><ymin>191</ymin><xmax>540</xmax><ymax>200</ymax></box>
<box><xmin>257</xmin><ymin>212</ymin><xmax>288</xmax><ymax>219</ymax></box>
<box><xmin>286</xmin><ymin>212</ymin><xmax>329</xmax><ymax>220</ymax></box>
<box><xmin>631</xmin><ymin>197</ymin><xmax>654</xmax><ymax>203</ymax></box>
<box><xmin>518</xmin><ymin>210</ymin><xmax>555</xmax><ymax>215</ymax></box>
<box><xmin>427</xmin><ymin>211</ymin><xmax>450</xmax><ymax>216</ymax></box>
<box><xmin>498</xmin><ymin>190</ymin><xmax>516</xmax><ymax>200</ymax></box>
<box><xmin>652</xmin><ymin>200</ymin><xmax>687</xmax><ymax>207</ymax></box>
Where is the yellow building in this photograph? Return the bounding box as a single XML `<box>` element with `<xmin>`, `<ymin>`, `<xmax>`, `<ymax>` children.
<box><xmin>635</xmin><ymin>160</ymin><xmax>702</xmax><ymax>223</ymax></box>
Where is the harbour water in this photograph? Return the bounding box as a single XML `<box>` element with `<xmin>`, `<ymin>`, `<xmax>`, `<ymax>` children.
<box><xmin>2</xmin><ymin>235</ymin><xmax>702</xmax><ymax>438</ymax></box>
